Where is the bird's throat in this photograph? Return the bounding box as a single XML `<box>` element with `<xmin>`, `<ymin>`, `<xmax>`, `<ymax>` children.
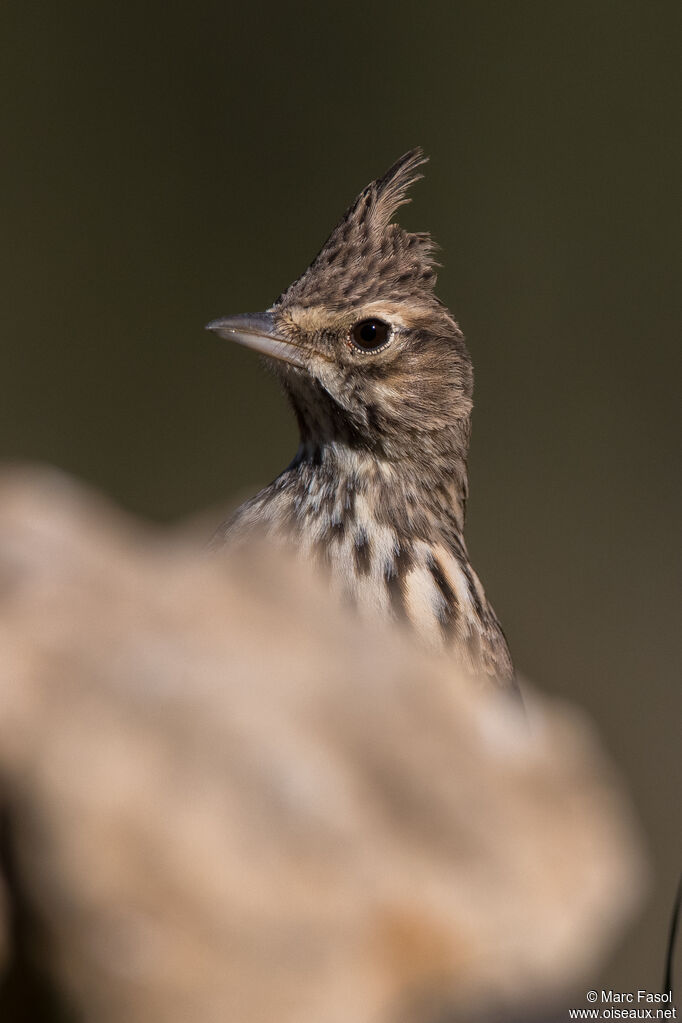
<box><xmin>287</xmin><ymin>440</ymin><xmax>469</xmax><ymax>541</ymax></box>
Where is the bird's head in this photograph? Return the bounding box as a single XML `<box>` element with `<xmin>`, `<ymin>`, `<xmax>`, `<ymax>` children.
<box><xmin>207</xmin><ymin>150</ymin><xmax>473</xmax><ymax>469</ymax></box>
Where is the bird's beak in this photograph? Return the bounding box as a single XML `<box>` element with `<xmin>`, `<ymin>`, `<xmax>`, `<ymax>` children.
<box><xmin>205</xmin><ymin>311</ymin><xmax>305</xmax><ymax>369</ymax></box>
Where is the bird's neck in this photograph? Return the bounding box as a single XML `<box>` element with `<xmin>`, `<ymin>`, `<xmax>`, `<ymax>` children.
<box><xmin>285</xmin><ymin>440</ymin><xmax>469</xmax><ymax>543</ymax></box>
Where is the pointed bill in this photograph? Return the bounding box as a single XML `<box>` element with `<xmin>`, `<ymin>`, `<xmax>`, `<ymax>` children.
<box><xmin>206</xmin><ymin>311</ymin><xmax>305</xmax><ymax>368</ymax></box>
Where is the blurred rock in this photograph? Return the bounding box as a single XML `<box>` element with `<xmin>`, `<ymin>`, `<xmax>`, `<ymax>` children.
<box><xmin>0</xmin><ymin>466</ymin><xmax>645</xmax><ymax>1023</ymax></box>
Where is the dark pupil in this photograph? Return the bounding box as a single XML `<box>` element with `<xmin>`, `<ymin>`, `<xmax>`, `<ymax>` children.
<box><xmin>360</xmin><ymin>322</ymin><xmax>377</xmax><ymax>343</ymax></box>
<box><xmin>353</xmin><ymin>318</ymin><xmax>389</xmax><ymax>349</ymax></box>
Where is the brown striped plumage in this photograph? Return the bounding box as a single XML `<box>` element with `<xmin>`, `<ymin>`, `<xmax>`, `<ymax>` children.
<box><xmin>207</xmin><ymin>150</ymin><xmax>514</xmax><ymax>688</ymax></box>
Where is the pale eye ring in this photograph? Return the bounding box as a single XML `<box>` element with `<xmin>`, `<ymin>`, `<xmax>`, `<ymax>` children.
<box><xmin>350</xmin><ymin>318</ymin><xmax>391</xmax><ymax>352</ymax></box>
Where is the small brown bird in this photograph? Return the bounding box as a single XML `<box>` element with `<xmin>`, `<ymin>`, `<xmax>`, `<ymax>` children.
<box><xmin>207</xmin><ymin>149</ymin><xmax>514</xmax><ymax>688</ymax></box>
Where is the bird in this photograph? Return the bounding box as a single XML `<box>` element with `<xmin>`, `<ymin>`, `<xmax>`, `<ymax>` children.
<box><xmin>207</xmin><ymin>149</ymin><xmax>515</xmax><ymax>689</ymax></box>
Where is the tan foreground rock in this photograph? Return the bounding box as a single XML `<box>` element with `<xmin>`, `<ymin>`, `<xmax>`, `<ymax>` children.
<box><xmin>0</xmin><ymin>466</ymin><xmax>645</xmax><ymax>1022</ymax></box>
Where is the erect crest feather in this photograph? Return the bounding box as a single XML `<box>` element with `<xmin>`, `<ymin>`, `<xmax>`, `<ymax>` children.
<box><xmin>274</xmin><ymin>148</ymin><xmax>439</xmax><ymax>312</ymax></box>
<box><xmin>363</xmin><ymin>147</ymin><xmax>429</xmax><ymax>231</ymax></box>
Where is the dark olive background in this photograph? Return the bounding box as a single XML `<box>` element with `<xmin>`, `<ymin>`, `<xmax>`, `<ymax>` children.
<box><xmin>0</xmin><ymin>0</ymin><xmax>679</xmax><ymax>1002</ymax></box>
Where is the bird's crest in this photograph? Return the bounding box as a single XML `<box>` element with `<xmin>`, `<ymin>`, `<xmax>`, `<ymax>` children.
<box><xmin>274</xmin><ymin>148</ymin><xmax>439</xmax><ymax>311</ymax></box>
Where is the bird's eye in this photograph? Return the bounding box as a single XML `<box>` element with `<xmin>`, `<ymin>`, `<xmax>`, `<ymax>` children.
<box><xmin>350</xmin><ymin>318</ymin><xmax>391</xmax><ymax>352</ymax></box>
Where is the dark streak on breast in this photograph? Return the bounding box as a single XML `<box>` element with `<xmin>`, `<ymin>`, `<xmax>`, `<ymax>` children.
<box><xmin>385</xmin><ymin>542</ymin><xmax>413</xmax><ymax>623</ymax></box>
<box><xmin>447</xmin><ymin>536</ymin><xmax>483</xmax><ymax>620</ymax></box>
<box><xmin>330</xmin><ymin>518</ymin><xmax>345</xmax><ymax>539</ymax></box>
<box><xmin>427</xmin><ymin>552</ymin><xmax>459</xmax><ymax>639</ymax></box>
<box><xmin>354</xmin><ymin>529</ymin><xmax>372</xmax><ymax>575</ymax></box>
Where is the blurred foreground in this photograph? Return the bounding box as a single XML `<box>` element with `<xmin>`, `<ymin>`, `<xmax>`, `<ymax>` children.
<box><xmin>0</xmin><ymin>467</ymin><xmax>645</xmax><ymax>1022</ymax></box>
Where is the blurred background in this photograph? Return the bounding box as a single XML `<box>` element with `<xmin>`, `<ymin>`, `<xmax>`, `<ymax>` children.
<box><xmin>0</xmin><ymin>0</ymin><xmax>679</xmax><ymax>997</ymax></box>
